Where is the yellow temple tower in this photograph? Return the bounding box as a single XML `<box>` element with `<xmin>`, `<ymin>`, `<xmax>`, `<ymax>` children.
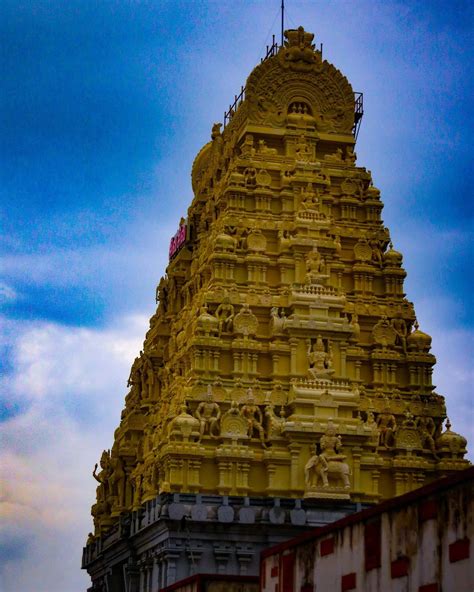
<box><xmin>83</xmin><ymin>27</ymin><xmax>469</xmax><ymax>591</ymax></box>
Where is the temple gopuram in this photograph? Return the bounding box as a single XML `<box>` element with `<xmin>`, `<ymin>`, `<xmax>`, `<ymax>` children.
<box><xmin>82</xmin><ymin>27</ymin><xmax>469</xmax><ymax>592</ymax></box>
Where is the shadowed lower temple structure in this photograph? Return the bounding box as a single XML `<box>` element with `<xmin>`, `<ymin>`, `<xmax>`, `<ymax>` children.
<box><xmin>82</xmin><ymin>27</ymin><xmax>469</xmax><ymax>592</ymax></box>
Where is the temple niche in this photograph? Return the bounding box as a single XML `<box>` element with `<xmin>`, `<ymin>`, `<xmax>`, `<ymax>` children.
<box><xmin>84</xmin><ymin>26</ymin><xmax>469</xmax><ymax>591</ymax></box>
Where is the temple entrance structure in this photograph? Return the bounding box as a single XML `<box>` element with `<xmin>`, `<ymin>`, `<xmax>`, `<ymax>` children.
<box><xmin>82</xmin><ymin>27</ymin><xmax>469</xmax><ymax>592</ymax></box>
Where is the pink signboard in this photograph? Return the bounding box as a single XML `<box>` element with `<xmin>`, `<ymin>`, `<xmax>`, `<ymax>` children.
<box><xmin>169</xmin><ymin>222</ymin><xmax>187</xmax><ymax>259</ymax></box>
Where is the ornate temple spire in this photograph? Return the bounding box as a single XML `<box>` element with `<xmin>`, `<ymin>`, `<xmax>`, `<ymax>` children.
<box><xmin>88</xmin><ymin>27</ymin><xmax>469</xmax><ymax>538</ymax></box>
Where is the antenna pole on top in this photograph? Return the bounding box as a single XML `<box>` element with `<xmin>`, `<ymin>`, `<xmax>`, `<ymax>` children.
<box><xmin>281</xmin><ymin>0</ymin><xmax>284</xmax><ymax>46</ymax></box>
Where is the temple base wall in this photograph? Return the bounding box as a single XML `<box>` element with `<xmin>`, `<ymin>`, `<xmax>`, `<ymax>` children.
<box><xmin>83</xmin><ymin>493</ymin><xmax>369</xmax><ymax>591</ymax></box>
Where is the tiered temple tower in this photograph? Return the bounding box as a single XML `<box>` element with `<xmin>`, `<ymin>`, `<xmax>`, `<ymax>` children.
<box><xmin>83</xmin><ymin>28</ymin><xmax>469</xmax><ymax>591</ymax></box>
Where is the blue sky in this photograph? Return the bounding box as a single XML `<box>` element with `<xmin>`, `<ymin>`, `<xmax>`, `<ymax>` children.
<box><xmin>1</xmin><ymin>1</ymin><xmax>473</xmax><ymax>590</ymax></box>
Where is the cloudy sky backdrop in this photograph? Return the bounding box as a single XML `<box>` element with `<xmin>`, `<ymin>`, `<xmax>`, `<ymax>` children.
<box><xmin>1</xmin><ymin>1</ymin><xmax>472</xmax><ymax>590</ymax></box>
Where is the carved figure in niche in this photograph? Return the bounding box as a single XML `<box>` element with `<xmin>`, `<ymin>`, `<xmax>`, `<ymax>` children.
<box><xmin>300</xmin><ymin>183</ymin><xmax>321</xmax><ymax>212</ymax></box>
<box><xmin>349</xmin><ymin>313</ymin><xmax>361</xmax><ymax>343</ymax></box>
<box><xmin>130</xmin><ymin>463</ymin><xmax>144</xmax><ymax>510</ymax></box>
<box><xmin>391</xmin><ymin>316</ymin><xmax>408</xmax><ymax>353</ymax></box>
<box><xmin>140</xmin><ymin>355</ymin><xmax>154</xmax><ymax>400</ymax></box>
<box><xmin>195</xmin><ymin>386</ymin><xmax>221</xmax><ymax>439</ymax></box>
<box><xmin>307</xmin><ymin>336</ymin><xmax>335</xmax><ymax>379</ymax></box>
<box><xmin>93</xmin><ymin>450</ymin><xmax>112</xmax><ymax>503</ymax></box>
<box><xmin>278</xmin><ymin>229</ymin><xmax>292</xmax><ymax>250</ymax></box>
<box><xmin>108</xmin><ymin>454</ymin><xmax>126</xmax><ymax>508</ymax></box>
<box><xmin>244</xmin><ymin>167</ymin><xmax>257</xmax><ymax>187</ymax></box>
<box><xmin>169</xmin><ymin>275</ymin><xmax>183</xmax><ymax>311</ymax></box>
<box><xmin>264</xmin><ymin>404</ymin><xmax>286</xmax><ymax>440</ymax></box>
<box><xmin>416</xmin><ymin>415</ymin><xmax>439</xmax><ymax>459</ymax></box>
<box><xmin>305</xmin><ymin>422</ymin><xmax>350</xmax><ymax>489</ymax></box>
<box><xmin>325</xmin><ymin>148</ymin><xmax>343</xmax><ymax>163</ymax></box>
<box><xmin>314</xmin><ymin>170</ymin><xmax>331</xmax><ymax>186</ymax></box>
<box><xmin>281</xmin><ymin>167</ymin><xmax>295</xmax><ymax>186</ymax></box>
<box><xmin>156</xmin><ymin>276</ymin><xmax>169</xmax><ymax>312</ymax></box>
<box><xmin>127</xmin><ymin>355</ymin><xmax>141</xmax><ymax>390</ymax></box>
<box><xmin>209</xmin><ymin>123</ymin><xmax>223</xmax><ymax>170</ymax></box>
<box><xmin>334</xmin><ymin>234</ymin><xmax>342</xmax><ymax>255</ymax></box>
<box><xmin>215</xmin><ymin>295</ymin><xmax>235</xmax><ymax>334</ymax></box>
<box><xmin>241</xmin><ymin>388</ymin><xmax>267</xmax><ymax>447</ymax></box>
<box><xmin>257</xmin><ymin>139</ymin><xmax>277</xmax><ymax>155</ymax></box>
<box><xmin>369</xmin><ymin>236</ymin><xmax>385</xmax><ymax>267</ymax></box>
<box><xmin>295</xmin><ymin>135</ymin><xmax>312</xmax><ymax>161</ymax></box>
<box><xmin>345</xmin><ymin>146</ymin><xmax>357</xmax><ymax>164</ymax></box>
<box><xmin>305</xmin><ymin>248</ymin><xmax>326</xmax><ymax>283</ymax></box>
<box><xmin>377</xmin><ymin>407</ymin><xmax>397</xmax><ymax>448</ymax></box>
<box><xmin>240</xmin><ymin>134</ymin><xmax>255</xmax><ymax>157</ymax></box>
<box><xmin>142</xmin><ymin>461</ymin><xmax>158</xmax><ymax>499</ymax></box>
<box><xmin>270</xmin><ymin>307</ymin><xmax>286</xmax><ymax>333</ymax></box>
<box><xmin>364</xmin><ymin>411</ymin><xmax>379</xmax><ymax>449</ymax></box>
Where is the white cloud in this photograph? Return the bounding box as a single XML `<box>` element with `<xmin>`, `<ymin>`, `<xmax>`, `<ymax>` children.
<box><xmin>0</xmin><ymin>315</ymin><xmax>146</xmax><ymax>592</ymax></box>
<box><xmin>0</xmin><ymin>282</ymin><xmax>17</xmax><ymax>303</ymax></box>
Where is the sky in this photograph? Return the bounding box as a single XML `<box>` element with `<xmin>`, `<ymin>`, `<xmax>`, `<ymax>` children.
<box><xmin>1</xmin><ymin>1</ymin><xmax>473</xmax><ymax>590</ymax></box>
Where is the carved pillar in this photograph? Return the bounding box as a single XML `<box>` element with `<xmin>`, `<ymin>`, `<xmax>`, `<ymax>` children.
<box><xmin>272</xmin><ymin>353</ymin><xmax>280</xmax><ymax>375</ymax></box>
<box><xmin>236</xmin><ymin>461</ymin><xmax>251</xmax><ymax>495</ymax></box>
<box><xmin>340</xmin><ymin>344</ymin><xmax>347</xmax><ymax>377</ymax></box>
<box><xmin>352</xmin><ymin>448</ymin><xmax>362</xmax><ymax>491</ymax></box>
<box><xmin>266</xmin><ymin>463</ymin><xmax>277</xmax><ymax>491</ymax></box>
<box><xmin>213</xmin><ymin>543</ymin><xmax>233</xmax><ymax>574</ymax></box>
<box><xmin>124</xmin><ymin>558</ymin><xmax>140</xmax><ymax>592</ymax></box>
<box><xmin>289</xmin><ymin>338</ymin><xmax>299</xmax><ymax>375</ymax></box>
<box><xmin>236</xmin><ymin>543</ymin><xmax>254</xmax><ymax>575</ymax></box>
<box><xmin>165</xmin><ymin>552</ymin><xmax>180</xmax><ymax>588</ymax></box>
<box><xmin>355</xmin><ymin>360</ymin><xmax>361</xmax><ymax>381</ymax></box>
<box><xmin>250</xmin><ymin>353</ymin><xmax>258</xmax><ymax>375</ymax></box>
<box><xmin>152</xmin><ymin>554</ymin><xmax>160</xmax><ymax>592</ymax></box>
<box><xmin>371</xmin><ymin>469</ymin><xmax>380</xmax><ymax>497</ymax></box>
<box><xmin>217</xmin><ymin>460</ymin><xmax>232</xmax><ymax>495</ymax></box>
<box><xmin>186</xmin><ymin>458</ymin><xmax>202</xmax><ymax>493</ymax></box>
<box><xmin>292</xmin><ymin>253</ymin><xmax>302</xmax><ymax>282</ymax></box>
<box><xmin>394</xmin><ymin>471</ymin><xmax>405</xmax><ymax>496</ymax></box>
<box><xmin>233</xmin><ymin>352</ymin><xmax>243</xmax><ymax>375</ymax></box>
<box><xmin>288</xmin><ymin>442</ymin><xmax>302</xmax><ymax>492</ymax></box>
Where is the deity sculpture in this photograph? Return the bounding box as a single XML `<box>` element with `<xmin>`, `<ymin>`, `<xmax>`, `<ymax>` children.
<box><xmin>109</xmin><ymin>454</ymin><xmax>126</xmax><ymax>509</ymax></box>
<box><xmin>305</xmin><ymin>248</ymin><xmax>326</xmax><ymax>283</ymax></box>
<box><xmin>258</xmin><ymin>139</ymin><xmax>277</xmax><ymax>155</ymax></box>
<box><xmin>295</xmin><ymin>134</ymin><xmax>312</xmax><ymax>160</ymax></box>
<box><xmin>241</xmin><ymin>388</ymin><xmax>266</xmax><ymax>447</ymax></box>
<box><xmin>215</xmin><ymin>296</ymin><xmax>235</xmax><ymax>334</ymax></box>
<box><xmin>377</xmin><ymin>406</ymin><xmax>397</xmax><ymax>448</ymax></box>
<box><xmin>92</xmin><ymin>450</ymin><xmax>112</xmax><ymax>504</ymax></box>
<box><xmin>416</xmin><ymin>415</ymin><xmax>439</xmax><ymax>459</ymax></box>
<box><xmin>349</xmin><ymin>313</ymin><xmax>361</xmax><ymax>343</ymax></box>
<box><xmin>195</xmin><ymin>386</ymin><xmax>221</xmax><ymax>440</ymax></box>
<box><xmin>264</xmin><ymin>404</ymin><xmax>286</xmax><ymax>440</ymax></box>
<box><xmin>391</xmin><ymin>315</ymin><xmax>408</xmax><ymax>353</ymax></box>
<box><xmin>130</xmin><ymin>463</ymin><xmax>144</xmax><ymax>510</ymax></box>
<box><xmin>305</xmin><ymin>422</ymin><xmax>351</xmax><ymax>490</ymax></box>
<box><xmin>307</xmin><ymin>336</ymin><xmax>335</xmax><ymax>379</ymax></box>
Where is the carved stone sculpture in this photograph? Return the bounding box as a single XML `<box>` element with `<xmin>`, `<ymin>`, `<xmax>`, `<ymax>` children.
<box><xmin>307</xmin><ymin>336</ymin><xmax>335</xmax><ymax>379</ymax></box>
<box><xmin>305</xmin><ymin>422</ymin><xmax>351</xmax><ymax>498</ymax></box>
<box><xmin>195</xmin><ymin>386</ymin><xmax>221</xmax><ymax>439</ymax></box>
